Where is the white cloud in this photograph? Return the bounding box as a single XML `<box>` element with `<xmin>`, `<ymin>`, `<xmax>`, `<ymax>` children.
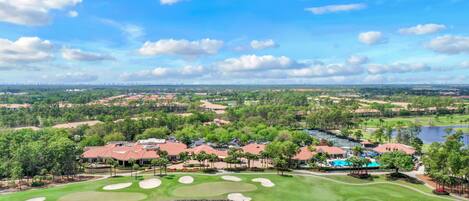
<box><xmin>0</xmin><ymin>0</ymin><xmax>82</xmax><ymax>26</ymax></box>
<box><xmin>0</xmin><ymin>37</ymin><xmax>53</xmax><ymax>63</ymax></box>
<box><xmin>120</xmin><ymin>70</ymin><xmax>155</xmax><ymax>81</ymax></box>
<box><xmin>367</xmin><ymin>63</ymin><xmax>431</xmax><ymax>74</ymax></box>
<box><xmin>305</xmin><ymin>3</ymin><xmax>366</xmax><ymax>15</ymax></box>
<box><xmin>346</xmin><ymin>55</ymin><xmax>368</xmax><ymax>65</ymax></box>
<box><xmin>399</xmin><ymin>24</ymin><xmax>446</xmax><ymax>35</ymax></box>
<box><xmin>46</xmin><ymin>72</ymin><xmax>98</xmax><ymax>83</ymax></box>
<box><xmin>250</xmin><ymin>39</ymin><xmax>278</xmax><ymax>50</ymax></box>
<box><xmin>218</xmin><ymin>55</ymin><xmax>298</xmax><ymax>72</ymax></box>
<box><xmin>100</xmin><ymin>19</ymin><xmax>145</xmax><ymax>39</ymax></box>
<box><xmin>288</xmin><ymin>64</ymin><xmax>364</xmax><ymax>78</ymax></box>
<box><xmin>358</xmin><ymin>31</ymin><xmax>386</xmax><ymax>45</ymax></box>
<box><xmin>461</xmin><ymin>61</ymin><xmax>469</xmax><ymax>69</ymax></box>
<box><xmin>426</xmin><ymin>35</ymin><xmax>469</xmax><ymax>54</ymax></box>
<box><xmin>160</xmin><ymin>0</ymin><xmax>181</xmax><ymax>5</ymax></box>
<box><xmin>121</xmin><ymin>65</ymin><xmax>206</xmax><ymax>81</ymax></box>
<box><xmin>139</xmin><ymin>38</ymin><xmax>223</xmax><ymax>56</ymax></box>
<box><xmin>61</xmin><ymin>48</ymin><xmax>114</xmax><ymax>61</ymax></box>
<box><xmin>68</xmin><ymin>10</ymin><xmax>78</xmax><ymax>17</ymax></box>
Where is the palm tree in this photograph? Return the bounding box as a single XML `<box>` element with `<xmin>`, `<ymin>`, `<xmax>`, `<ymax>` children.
<box><xmin>151</xmin><ymin>159</ymin><xmax>158</xmax><ymax>176</ymax></box>
<box><xmin>178</xmin><ymin>151</ymin><xmax>190</xmax><ymax>165</ymax></box>
<box><xmin>128</xmin><ymin>159</ymin><xmax>136</xmax><ymax>177</ymax></box>
<box><xmin>352</xmin><ymin>146</ymin><xmax>364</xmax><ymax>157</ymax></box>
<box><xmin>207</xmin><ymin>154</ymin><xmax>218</xmax><ymax>168</ymax></box>
<box><xmin>244</xmin><ymin>152</ymin><xmax>259</xmax><ymax>169</ymax></box>
<box><xmin>105</xmin><ymin>158</ymin><xmax>118</xmax><ymax>177</ymax></box>
<box><xmin>260</xmin><ymin>151</ymin><xmax>270</xmax><ymax>168</ymax></box>
<box><xmin>132</xmin><ymin>163</ymin><xmax>140</xmax><ymax>179</ymax></box>
<box><xmin>194</xmin><ymin>151</ymin><xmax>207</xmax><ymax>169</ymax></box>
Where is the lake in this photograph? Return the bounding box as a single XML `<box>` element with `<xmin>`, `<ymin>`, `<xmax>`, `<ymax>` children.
<box><xmin>393</xmin><ymin>125</ymin><xmax>469</xmax><ymax>145</ymax></box>
<box><xmin>307</xmin><ymin>130</ymin><xmax>360</xmax><ymax>148</ymax></box>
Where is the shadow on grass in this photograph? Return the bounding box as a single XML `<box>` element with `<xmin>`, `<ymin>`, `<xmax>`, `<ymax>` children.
<box><xmin>134</xmin><ymin>176</ymin><xmax>144</xmax><ymax>181</ymax></box>
<box><xmin>385</xmin><ymin>172</ymin><xmax>424</xmax><ymax>184</ymax></box>
<box><xmin>347</xmin><ymin>173</ymin><xmax>377</xmax><ymax>181</ymax></box>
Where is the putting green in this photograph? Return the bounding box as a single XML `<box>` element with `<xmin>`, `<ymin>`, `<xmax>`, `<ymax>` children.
<box><xmin>58</xmin><ymin>192</ymin><xmax>147</xmax><ymax>201</ymax></box>
<box><xmin>172</xmin><ymin>181</ymin><xmax>257</xmax><ymax>197</ymax></box>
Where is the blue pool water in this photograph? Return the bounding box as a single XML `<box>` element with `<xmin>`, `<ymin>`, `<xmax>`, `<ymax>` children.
<box><xmin>330</xmin><ymin>159</ymin><xmax>380</xmax><ymax>167</ymax></box>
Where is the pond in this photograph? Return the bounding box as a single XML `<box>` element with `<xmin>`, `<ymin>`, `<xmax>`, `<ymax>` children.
<box><xmin>393</xmin><ymin>125</ymin><xmax>469</xmax><ymax>145</ymax></box>
<box><xmin>307</xmin><ymin>130</ymin><xmax>360</xmax><ymax>148</ymax></box>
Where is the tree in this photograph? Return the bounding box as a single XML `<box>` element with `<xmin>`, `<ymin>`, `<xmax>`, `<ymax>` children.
<box><xmin>373</xmin><ymin>128</ymin><xmax>384</xmax><ymax>143</ymax></box>
<box><xmin>272</xmin><ymin>157</ymin><xmax>288</xmax><ymax>175</ymax></box>
<box><xmin>128</xmin><ymin>159</ymin><xmax>136</xmax><ymax>177</ymax></box>
<box><xmin>385</xmin><ymin>126</ymin><xmax>393</xmax><ymax>142</ymax></box>
<box><xmin>378</xmin><ymin>151</ymin><xmax>413</xmax><ymax>174</ymax></box>
<box><xmin>135</xmin><ymin>127</ymin><xmax>170</xmax><ymax>140</ymax></box>
<box><xmin>352</xmin><ymin>146</ymin><xmax>364</xmax><ymax>157</ymax></box>
<box><xmin>244</xmin><ymin>152</ymin><xmax>259</xmax><ymax>169</ymax></box>
<box><xmin>11</xmin><ymin>162</ymin><xmax>24</xmax><ymax>190</ymax></box>
<box><xmin>103</xmin><ymin>132</ymin><xmax>126</xmax><ymax>143</ymax></box>
<box><xmin>105</xmin><ymin>158</ymin><xmax>118</xmax><ymax>177</ymax></box>
<box><xmin>132</xmin><ymin>163</ymin><xmax>140</xmax><ymax>179</ymax></box>
<box><xmin>353</xmin><ymin>130</ymin><xmax>363</xmax><ymax>141</ymax></box>
<box><xmin>178</xmin><ymin>151</ymin><xmax>190</xmax><ymax>165</ymax></box>
<box><xmin>194</xmin><ymin>151</ymin><xmax>208</xmax><ymax>168</ymax></box>
<box><xmin>151</xmin><ymin>159</ymin><xmax>158</xmax><ymax>176</ymax></box>
<box><xmin>207</xmin><ymin>153</ymin><xmax>218</xmax><ymax>168</ymax></box>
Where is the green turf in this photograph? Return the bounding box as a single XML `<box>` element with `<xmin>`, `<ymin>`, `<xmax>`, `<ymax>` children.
<box><xmin>361</xmin><ymin>114</ymin><xmax>469</xmax><ymax>128</ymax></box>
<box><xmin>171</xmin><ymin>181</ymin><xmax>257</xmax><ymax>197</ymax></box>
<box><xmin>0</xmin><ymin>174</ymin><xmax>451</xmax><ymax>201</ymax></box>
<box><xmin>57</xmin><ymin>192</ymin><xmax>146</xmax><ymax>201</ymax></box>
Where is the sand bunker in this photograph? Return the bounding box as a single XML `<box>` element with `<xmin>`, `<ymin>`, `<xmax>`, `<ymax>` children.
<box><xmin>252</xmin><ymin>178</ymin><xmax>275</xmax><ymax>187</ymax></box>
<box><xmin>227</xmin><ymin>193</ymin><xmax>252</xmax><ymax>201</ymax></box>
<box><xmin>178</xmin><ymin>176</ymin><xmax>194</xmax><ymax>184</ymax></box>
<box><xmin>221</xmin><ymin>175</ymin><xmax>242</xmax><ymax>182</ymax></box>
<box><xmin>103</xmin><ymin>182</ymin><xmax>132</xmax><ymax>190</ymax></box>
<box><xmin>139</xmin><ymin>178</ymin><xmax>161</xmax><ymax>189</ymax></box>
<box><xmin>26</xmin><ymin>197</ymin><xmax>46</xmax><ymax>201</ymax></box>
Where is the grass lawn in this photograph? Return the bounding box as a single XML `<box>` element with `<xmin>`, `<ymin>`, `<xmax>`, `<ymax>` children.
<box><xmin>361</xmin><ymin>114</ymin><xmax>469</xmax><ymax>128</ymax></box>
<box><xmin>0</xmin><ymin>173</ymin><xmax>453</xmax><ymax>201</ymax></box>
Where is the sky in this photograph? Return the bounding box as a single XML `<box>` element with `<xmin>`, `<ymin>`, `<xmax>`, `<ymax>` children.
<box><xmin>0</xmin><ymin>0</ymin><xmax>468</xmax><ymax>85</ymax></box>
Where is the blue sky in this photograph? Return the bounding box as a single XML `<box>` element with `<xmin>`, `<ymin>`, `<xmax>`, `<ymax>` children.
<box><xmin>0</xmin><ymin>0</ymin><xmax>468</xmax><ymax>84</ymax></box>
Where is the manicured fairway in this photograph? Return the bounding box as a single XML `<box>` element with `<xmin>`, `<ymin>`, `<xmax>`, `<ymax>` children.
<box><xmin>58</xmin><ymin>192</ymin><xmax>146</xmax><ymax>201</ymax></box>
<box><xmin>361</xmin><ymin>114</ymin><xmax>469</xmax><ymax>127</ymax></box>
<box><xmin>172</xmin><ymin>181</ymin><xmax>257</xmax><ymax>197</ymax></box>
<box><xmin>0</xmin><ymin>174</ymin><xmax>452</xmax><ymax>201</ymax></box>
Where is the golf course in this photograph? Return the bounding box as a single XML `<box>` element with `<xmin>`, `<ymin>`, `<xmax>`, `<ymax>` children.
<box><xmin>360</xmin><ymin>114</ymin><xmax>469</xmax><ymax>128</ymax></box>
<box><xmin>0</xmin><ymin>173</ymin><xmax>454</xmax><ymax>201</ymax></box>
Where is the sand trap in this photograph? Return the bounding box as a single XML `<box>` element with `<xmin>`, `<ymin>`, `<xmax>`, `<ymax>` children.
<box><xmin>221</xmin><ymin>176</ymin><xmax>242</xmax><ymax>182</ymax></box>
<box><xmin>227</xmin><ymin>193</ymin><xmax>252</xmax><ymax>201</ymax></box>
<box><xmin>26</xmin><ymin>197</ymin><xmax>46</xmax><ymax>201</ymax></box>
<box><xmin>139</xmin><ymin>178</ymin><xmax>161</xmax><ymax>189</ymax></box>
<box><xmin>178</xmin><ymin>176</ymin><xmax>194</xmax><ymax>184</ymax></box>
<box><xmin>252</xmin><ymin>178</ymin><xmax>275</xmax><ymax>187</ymax></box>
<box><xmin>103</xmin><ymin>182</ymin><xmax>132</xmax><ymax>190</ymax></box>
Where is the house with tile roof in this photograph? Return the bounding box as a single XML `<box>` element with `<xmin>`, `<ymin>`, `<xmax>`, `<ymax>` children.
<box><xmin>372</xmin><ymin>143</ymin><xmax>416</xmax><ymax>155</ymax></box>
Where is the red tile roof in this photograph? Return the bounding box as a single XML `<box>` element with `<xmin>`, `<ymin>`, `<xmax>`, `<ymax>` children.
<box><xmin>188</xmin><ymin>145</ymin><xmax>227</xmax><ymax>157</ymax></box>
<box><xmin>293</xmin><ymin>147</ymin><xmax>314</xmax><ymax>160</ymax></box>
<box><xmin>242</xmin><ymin>143</ymin><xmax>266</xmax><ymax>155</ymax></box>
<box><xmin>315</xmin><ymin>146</ymin><xmax>346</xmax><ymax>155</ymax></box>
<box><xmin>373</xmin><ymin>143</ymin><xmax>416</xmax><ymax>155</ymax></box>
<box><xmin>82</xmin><ymin>141</ymin><xmax>187</xmax><ymax>161</ymax></box>
<box><xmin>158</xmin><ymin>142</ymin><xmax>187</xmax><ymax>156</ymax></box>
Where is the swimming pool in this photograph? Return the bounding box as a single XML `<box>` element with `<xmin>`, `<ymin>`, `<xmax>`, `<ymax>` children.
<box><xmin>330</xmin><ymin>159</ymin><xmax>380</xmax><ymax>167</ymax></box>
